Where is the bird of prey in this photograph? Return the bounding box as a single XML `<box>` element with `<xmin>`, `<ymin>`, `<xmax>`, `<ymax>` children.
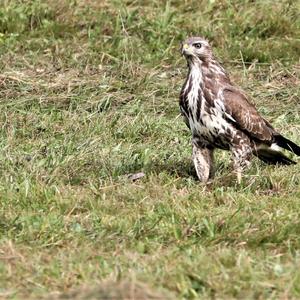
<box><xmin>179</xmin><ymin>36</ymin><xmax>300</xmax><ymax>183</ymax></box>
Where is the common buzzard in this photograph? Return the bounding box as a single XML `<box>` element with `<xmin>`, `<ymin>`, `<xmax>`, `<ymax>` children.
<box><xmin>180</xmin><ymin>36</ymin><xmax>300</xmax><ymax>183</ymax></box>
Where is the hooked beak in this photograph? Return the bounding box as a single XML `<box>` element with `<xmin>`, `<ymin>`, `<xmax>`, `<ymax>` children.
<box><xmin>181</xmin><ymin>43</ymin><xmax>191</xmax><ymax>55</ymax></box>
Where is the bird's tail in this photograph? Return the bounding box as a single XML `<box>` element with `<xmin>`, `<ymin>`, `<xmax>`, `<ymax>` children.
<box><xmin>274</xmin><ymin>135</ymin><xmax>300</xmax><ymax>156</ymax></box>
<box><xmin>254</xmin><ymin>146</ymin><xmax>296</xmax><ymax>165</ymax></box>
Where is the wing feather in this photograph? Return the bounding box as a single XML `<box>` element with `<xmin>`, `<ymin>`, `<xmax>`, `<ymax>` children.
<box><xmin>222</xmin><ymin>87</ymin><xmax>274</xmax><ymax>142</ymax></box>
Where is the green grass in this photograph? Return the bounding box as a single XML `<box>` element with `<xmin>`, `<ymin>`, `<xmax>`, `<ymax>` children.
<box><xmin>0</xmin><ymin>0</ymin><xmax>299</xmax><ymax>299</ymax></box>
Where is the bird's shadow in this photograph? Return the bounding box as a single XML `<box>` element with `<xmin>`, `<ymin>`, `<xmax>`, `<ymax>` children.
<box><xmin>143</xmin><ymin>157</ymin><xmax>195</xmax><ymax>178</ymax></box>
<box><xmin>158</xmin><ymin>158</ymin><xmax>266</xmax><ymax>191</ymax></box>
<box><xmin>148</xmin><ymin>157</ymin><xmax>234</xmax><ymax>187</ymax></box>
<box><xmin>122</xmin><ymin>156</ymin><xmax>258</xmax><ymax>189</ymax></box>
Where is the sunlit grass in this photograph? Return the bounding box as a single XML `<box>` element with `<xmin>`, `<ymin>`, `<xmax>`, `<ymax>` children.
<box><xmin>0</xmin><ymin>0</ymin><xmax>299</xmax><ymax>299</ymax></box>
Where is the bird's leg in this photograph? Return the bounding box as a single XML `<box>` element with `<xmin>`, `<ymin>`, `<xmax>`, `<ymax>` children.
<box><xmin>231</xmin><ymin>144</ymin><xmax>252</xmax><ymax>184</ymax></box>
<box><xmin>192</xmin><ymin>144</ymin><xmax>214</xmax><ymax>182</ymax></box>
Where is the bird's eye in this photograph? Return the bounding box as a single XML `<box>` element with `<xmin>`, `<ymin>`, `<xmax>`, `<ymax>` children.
<box><xmin>193</xmin><ymin>43</ymin><xmax>202</xmax><ymax>49</ymax></box>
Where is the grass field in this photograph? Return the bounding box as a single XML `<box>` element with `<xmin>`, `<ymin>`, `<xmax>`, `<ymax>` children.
<box><xmin>0</xmin><ymin>0</ymin><xmax>299</xmax><ymax>299</ymax></box>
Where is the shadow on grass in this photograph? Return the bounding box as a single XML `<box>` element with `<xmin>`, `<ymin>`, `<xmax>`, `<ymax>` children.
<box><xmin>148</xmin><ymin>158</ymin><xmax>197</xmax><ymax>179</ymax></box>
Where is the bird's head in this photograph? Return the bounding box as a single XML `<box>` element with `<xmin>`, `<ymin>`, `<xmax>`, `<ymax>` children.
<box><xmin>181</xmin><ymin>37</ymin><xmax>212</xmax><ymax>62</ymax></box>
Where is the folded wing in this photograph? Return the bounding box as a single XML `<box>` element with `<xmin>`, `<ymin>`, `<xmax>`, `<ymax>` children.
<box><xmin>221</xmin><ymin>87</ymin><xmax>300</xmax><ymax>164</ymax></box>
<box><xmin>222</xmin><ymin>87</ymin><xmax>275</xmax><ymax>143</ymax></box>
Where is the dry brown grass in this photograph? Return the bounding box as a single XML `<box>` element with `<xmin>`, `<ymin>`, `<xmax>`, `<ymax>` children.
<box><xmin>46</xmin><ymin>280</ymin><xmax>172</xmax><ymax>300</ymax></box>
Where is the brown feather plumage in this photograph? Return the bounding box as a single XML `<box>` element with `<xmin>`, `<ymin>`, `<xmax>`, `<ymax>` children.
<box><xmin>180</xmin><ymin>36</ymin><xmax>300</xmax><ymax>182</ymax></box>
<box><xmin>222</xmin><ymin>88</ymin><xmax>274</xmax><ymax>142</ymax></box>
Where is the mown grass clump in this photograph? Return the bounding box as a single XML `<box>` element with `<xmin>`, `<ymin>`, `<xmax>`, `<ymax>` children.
<box><xmin>0</xmin><ymin>0</ymin><xmax>299</xmax><ymax>299</ymax></box>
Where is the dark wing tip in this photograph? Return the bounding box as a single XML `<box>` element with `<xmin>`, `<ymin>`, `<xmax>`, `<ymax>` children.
<box><xmin>275</xmin><ymin>135</ymin><xmax>300</xmax><ymax>156</ymax></box>
<box><xmin>255</xmin><ymin>148</ymin><xmax>297</xmax><ymax>165</ymax></box>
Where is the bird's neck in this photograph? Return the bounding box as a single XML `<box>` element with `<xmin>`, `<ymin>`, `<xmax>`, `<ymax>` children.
<box><xmin>204</xmin><ymin>58</ymin><xmax>229</xmax><ymax>83</ymax></box>
<box><xmin>188</xmin><ymin>58</ymin><xmax>203</xmax><ymax>87</ymax></box>
<box><xmin>188</xmin><ymin>56</ymin><xmax>228</xmax><ymax>83</ymax></box>
<box><xmin>188</xmin><ymin>57</ymin><xmax>203</xmax><ymax>71</ymax></box>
